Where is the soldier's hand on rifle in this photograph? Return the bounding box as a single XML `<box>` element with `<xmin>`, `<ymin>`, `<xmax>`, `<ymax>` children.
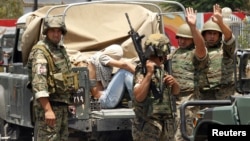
<box><xmin>164</xmin><ymin>74</ymin><xmax>174</xmax><ymax>86</ymax></box>
<box><xmin>146</xmin><ymin>60</ymin><xmax>155</xmax><ymax>75</ymax></box>
<box><xmin>164</xmin><ymin>74</ymin><xmax>180</xmax><ymax>95</ymax></box>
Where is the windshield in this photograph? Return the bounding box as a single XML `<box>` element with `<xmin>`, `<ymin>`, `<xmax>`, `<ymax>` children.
<box><xmin>0</xmin><ymin>34</ymin><xmax>15</xmax><ymax>53</ymax></box>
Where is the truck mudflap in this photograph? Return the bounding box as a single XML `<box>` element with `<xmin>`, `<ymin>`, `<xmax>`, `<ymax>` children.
<box><xmin>180</xmin><ymin>100</ymin><xmax>232</xmax><ymax>141</ymax></box>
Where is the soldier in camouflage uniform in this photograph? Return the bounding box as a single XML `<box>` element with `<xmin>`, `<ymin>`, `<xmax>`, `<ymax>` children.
<box><xmin>170</xmin><ymin>7</ymin><xmax>209</xmax><ymax>141</ymax></box>
<box><xmin>132</xmin><ymin>33</ymin><xmax>180</xmax><ymax>141</ymax></box>
<box><xmin>200</xmin><ymin>4</ymin><xmax>236</xmax><ymax>100</ymax></box>
<box><xmin>27</xmin><ymin>16</ymin><xmax>75</xmax><ymax>141</ymax></box>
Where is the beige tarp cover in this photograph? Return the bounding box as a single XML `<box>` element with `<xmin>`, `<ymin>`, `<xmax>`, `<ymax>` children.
<box><xmin>21</xmin><ymin>3</ymin><xmax>161</xmax><ymax>66</ymax></box>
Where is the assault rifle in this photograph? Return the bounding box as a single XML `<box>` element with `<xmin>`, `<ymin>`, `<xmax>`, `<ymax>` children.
<box><xmin>125</xmin><ymin>13</ymin><xmax>146</xmax><ymax>74</ymax></box>
<box><xmin>125</xmin><ymin>13</ymin><xmax>162</xmax><ymax>100</ymax></box>
<box><xmin>164</xmin><ymin>55</ymin><xmax>176</xmax><ymax>112</ymax></box>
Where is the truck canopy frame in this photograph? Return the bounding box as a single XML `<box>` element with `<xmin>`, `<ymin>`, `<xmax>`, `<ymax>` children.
<box><xmin>21</xmin><ymin>0</ymin><xmax>186</xmax><ymax>66</ymax></box>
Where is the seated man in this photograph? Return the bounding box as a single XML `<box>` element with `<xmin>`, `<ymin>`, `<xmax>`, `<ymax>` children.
<box><xmin>87</xmin><ymin>44</ymin><xmax>135</xmax><ymax>109</ymax></box>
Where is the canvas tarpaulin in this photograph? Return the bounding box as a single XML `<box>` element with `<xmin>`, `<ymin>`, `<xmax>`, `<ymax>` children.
<box><xmin>21</xmin><ymin>3</ymin><xmax>161</xmax><ymax>65</ymax></box>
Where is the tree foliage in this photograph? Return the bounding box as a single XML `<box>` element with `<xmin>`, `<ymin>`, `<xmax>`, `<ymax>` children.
<box><xmin>0</xmin><ymin>0</ymin><xmax>23</xmax><ymax>19</ymax></box>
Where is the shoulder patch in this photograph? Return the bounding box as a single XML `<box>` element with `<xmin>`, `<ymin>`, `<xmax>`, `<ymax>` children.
<box><xmin>37</xmin><ymin>64</ymin><xmax>47</xmax><ymax>74</ymax></box>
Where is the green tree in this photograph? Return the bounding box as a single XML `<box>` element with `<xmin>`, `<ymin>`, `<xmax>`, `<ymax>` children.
<box><xmin>0</xmin><ymin>0</ymin><xmax>23</xmax><ymax>19</ymax></box>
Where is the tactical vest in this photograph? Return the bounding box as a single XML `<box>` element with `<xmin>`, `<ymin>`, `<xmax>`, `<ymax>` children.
<box><xmin>206</xmin><ymin>43</ymin><xmax>235</xmax><ymax>88</ymax></box>
<box><xmin>28</xmin><ymin>41</ymin><xmax>78</xmax><ymax>103</ymax></box>
<box><xmin>170</xmin><ymin>48</ymin><xmax>208</xmax><ymax>93</ymax></box>
<box><xmin>133</xmin><ymin>65</ymin><xmax>173</xmax><ymax>120</ymax></box>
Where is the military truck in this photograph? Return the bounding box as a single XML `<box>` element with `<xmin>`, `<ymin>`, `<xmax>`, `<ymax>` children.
<box><xmin>0</xmin><ymin>1</ymin><xmax>186</xmax><ymax>140</ymax></box>
<box><xmin>180</xmin><ymin>48</ymin><xmax>250</xmax><ymax>141</ymax></box>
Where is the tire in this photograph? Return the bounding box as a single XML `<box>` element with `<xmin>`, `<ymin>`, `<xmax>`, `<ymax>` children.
<box><xmin>0</xmin><ymin>118</ymin><xmax>33</xmax><ymax>141</ymax></box>
<box><xmin>0</xmin><ymin>118</ymin><xmax>12</xmax><ymax>141</ymax></box>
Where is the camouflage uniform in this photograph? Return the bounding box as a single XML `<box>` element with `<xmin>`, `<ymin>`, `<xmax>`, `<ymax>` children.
<box><xmin>170</xmin><ymin>47</ymin><xmax>209</xmax><ymax>141</ymax></box>
<box><xmin>132</xmin><ymin>33</ymin><xmax>176</xmax><ymax>141</ymax></box>
<box><xmin>200</xmin><ymin>42</ymin><xmax>235</xmax><ymax>100</ymax></box>
<box><xmin>170</xmin><ymin>47</ymin><xmax>208</xmax><ymax>140</ymax></box>
<box><xmin>27</xmin><ymin>16</ymin><xmax>74</xmax><ymax>141</ymax></box>
<box><xmin>170</xmin><ymin>22</ymin><xmax>209</xmax><ymax>141</ymax></box>
<box><xmin>132</xmin><ymin>65</ymin><xmax>176</xmax><ymax>141</ymax></box>
<box><xmin>200</xmin><ymin>20</ymin><xmax>236</xmax><ymax>100</ymax></box>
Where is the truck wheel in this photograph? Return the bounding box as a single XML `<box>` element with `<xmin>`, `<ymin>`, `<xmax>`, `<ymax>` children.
<box><xmin>0</xmin><ymin>118</ymin><xmax>5</xmax><ymax>139</ymax></box>
<box><xmin>0</xmin><ymin>118</ymin><xmax>13</xmax><ymax>141</ymax></box>
<box><xmin>0</xmin><ymin>119</ymin><xmax>33</xmax><ymax>141</ymax></box>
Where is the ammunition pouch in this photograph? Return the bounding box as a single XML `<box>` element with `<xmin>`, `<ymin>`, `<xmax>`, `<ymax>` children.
<box><xmin>49</xmin><ymin>72</ymin><xmax>79</xmax><ymax>94</ymax></box>
<box><xmin>59</xmin><ymin>72</ymin><xmax>86</xmax><ymax>105</ymax></box>
<box><xmin>30</xmin><ymin>45</ymin><xmax>80</xmax><ymax>95</ymax></box>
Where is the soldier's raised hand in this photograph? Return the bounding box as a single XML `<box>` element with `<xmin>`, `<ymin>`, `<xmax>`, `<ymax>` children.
<box><xmin>212</xmin><ymin>4</ymin><xmax>223</xmax><ymax>24</ymax></box>
<box><xmin>185</xmin><ymin>7</ymin><xmax>197</xmax><ymax>27</ymax></box>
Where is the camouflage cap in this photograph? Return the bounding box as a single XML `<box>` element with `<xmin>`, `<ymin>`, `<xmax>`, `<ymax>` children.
<box><xmin>144</xmin><ymin>33</ymin><xmax>170</xmax><ymax>57</ymax></box>
<box><xmin>42</xmin><ymin>16</ymin><xmax>67</xmax><ymax>35</ymax></box>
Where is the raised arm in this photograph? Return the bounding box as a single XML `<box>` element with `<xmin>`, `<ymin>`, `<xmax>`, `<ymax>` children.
<box><xmin>212</xmin><ymin>4</ymin><xmax>233</xmax><ymax>41</ymax></box>
<box><xmin>185</xmin><ymin>7</ymin><xmax>206</xmax><ymax>59</ymax></box>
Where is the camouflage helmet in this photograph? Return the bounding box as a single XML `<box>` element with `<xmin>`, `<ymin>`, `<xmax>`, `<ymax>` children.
<box><xmin>42</xmin><ymin>16</ymin><xmax>67</xmax><ymax>35</ymax></box>
<box><xmin>144</xmin><ymin>33</ymin><xmax>170</xmax><ymax>58</ymax></box>
<box><xmin>176</xmin><ymin>23</ymin><xmax>193</xmax><ymax>38</ymax></box>
<box><xmin>201</xmin><ymin>20</ymin><xmax>222</xmax><ymax>35</ymax></box>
